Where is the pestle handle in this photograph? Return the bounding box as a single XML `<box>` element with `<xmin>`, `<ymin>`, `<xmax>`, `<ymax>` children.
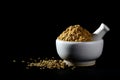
<box><xmin>93</xmin><ymin>23</ymin><xmax>110</xmax><ymax>40</ymax></box>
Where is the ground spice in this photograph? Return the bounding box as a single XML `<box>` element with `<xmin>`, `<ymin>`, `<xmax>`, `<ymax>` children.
<box><xmin>27</xmin><ymin>58</ymin><xmax>77</xmax><ymax>69</ymax></box>
<box><xmin>57</xmin><ymin>25</ymin><xmax>92</xmax><ymax>42</ymax></box>
<box><xmin>12</xmin><ymin>58</ymin><xmax>76</xmax><ymax>70</ymax></box>
<box><xmin>13</xmin><ymin>60</ymin><xmax>16</xmax><ymax>63</ymax></box>
<box><xmin>27</xmin><ymin>59</ymin><xmax>67</xmax><ymax>69</ymax></box>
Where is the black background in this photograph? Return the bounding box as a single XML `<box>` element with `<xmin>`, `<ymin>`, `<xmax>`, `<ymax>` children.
<box><xmin>2</xmin><ymin>2</ymin><xmax>120</xmax><ymax>80</ymax></box>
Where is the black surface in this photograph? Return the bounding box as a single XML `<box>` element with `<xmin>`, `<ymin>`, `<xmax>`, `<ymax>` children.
<box><xmin>5</xmin><ymin>54</ymin><xmax>120</xmax><ymax>80</ymax></box>
<box><xmin>2</xmin><ymin>4</ymin><xmax>120</xmax><ymax>79</ymax></box>
<box><xmin>6</xmin><ymin>62</ymin><xmax>120</xmax><ymax>80</ymax></box>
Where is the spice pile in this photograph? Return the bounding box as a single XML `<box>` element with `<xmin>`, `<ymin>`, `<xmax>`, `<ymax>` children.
<box><xmin>12</xmin><ymin>57</ymin><xmax>75</xmax><ymax>69</ymax></box>
<box><xmin>57</xmin><ymin>25</ymin><xmax>92</xmax><ymax>42</ymax></box>
<box><xmin>27</xmin><ymin>59</ymin><xmax>66</xmax><ymax>69</ymax></box>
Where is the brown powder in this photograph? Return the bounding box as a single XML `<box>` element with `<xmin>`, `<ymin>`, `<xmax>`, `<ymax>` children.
<box><xmin>57</xmin><ymin>25</ymin><xmax>92</xmax><ymax>42</ymax></box>
<box><xmin>12</xmin><ymin>58</ymin><xmax>76</xmax><ymax>70</ymax></box>
<box><xmin>27</xmin><ymin>59</ymin><xmax>67</xmax><ymax>69</ymax></box>
<box><xmin>13</xmin><ymin>60</ymin><xmax>16</xmax><ymax>63</ymax></box>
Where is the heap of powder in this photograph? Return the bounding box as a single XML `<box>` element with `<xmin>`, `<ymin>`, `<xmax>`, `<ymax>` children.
<box><xmin>27</xmin><ymin>59</ymin><xmax>67</xmax><ymax>69</ymax></box>
<box><xmin>57</xmin><ymin>25</ymin><xmax>92</xmax><ymax>42</ymax></box>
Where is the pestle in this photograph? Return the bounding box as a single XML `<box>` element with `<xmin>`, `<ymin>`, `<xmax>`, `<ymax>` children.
<box><xmin>93</xmin><ymin>23</ymin><xmax>110</xmax><ymax>40</ymax></box>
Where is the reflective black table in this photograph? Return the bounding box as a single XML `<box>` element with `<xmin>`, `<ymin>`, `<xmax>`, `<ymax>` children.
<box><xmin>5</xmin><ymin>57</ymin><xmax>120</xmax><ymax>80</ymax></box>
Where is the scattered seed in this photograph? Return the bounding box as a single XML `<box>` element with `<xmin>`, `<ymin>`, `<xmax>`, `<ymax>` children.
<box><xmin>21</xmin><ymin>60</ymin><xmax>25</xmax><ymax>63</ymax></box>
<box><xmin>12</xmin><ymin>57</ymin><xmax>76</xmax><ymax>70</ymax></box>
<box><xmin>13</xmin><ymin>60</ymin><xmax>16</xmax><ymax>63</ymax></box>
<box><xmin>27</xmin><ymin>58</ymin><xmax>73</xmax><ymax>69</ymax></box>
<box><xmin>26</xmin><ymin>67</ymin><xmax>29</xmax><ymax>69</ymax></box>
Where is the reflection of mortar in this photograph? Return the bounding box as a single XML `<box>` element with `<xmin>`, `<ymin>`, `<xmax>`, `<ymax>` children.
<box><xmin>56</xmin><ymin>23</ymin><xmax>110</xmax><ymax>66</ymax></box>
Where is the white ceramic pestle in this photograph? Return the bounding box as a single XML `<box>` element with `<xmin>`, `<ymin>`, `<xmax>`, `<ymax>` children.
<box><xmin>93</xmin><ymin>23</ymin><xmax>110</xmax><ymax>40</ymax></box>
